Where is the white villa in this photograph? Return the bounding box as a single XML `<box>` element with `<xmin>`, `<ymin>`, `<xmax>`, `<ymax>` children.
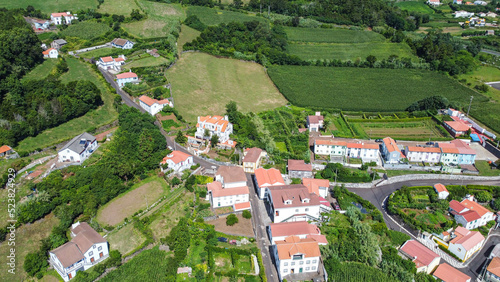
<box><xmin>96</xmin><ymin>55</ymin><xmax>126</xmax><ymax>71</ymax></box>
<box><xmin>111</xmin><ymin>38</ymin><xmax>135</xmax><ymax>49</ymax></box>
<box><xmin>272</xmin><ymin>236</ymin><xmax>321</xmax><ymax>280</ymax></box>
<box><xmin>116</xmin><ymin>71</ymin><xmax>138</xmax><ymax>87</ymax></box>
<box><xmin>43</xmin><ymin>48</ymin><xmax>58</xmax><ymax>59</ymax></box>
<box><xmin>307</xmin><ymin>112</ymin><xmax>324</xmax><ymax>132</ymax></box>
<box><xmin>254</xmin><ymin>167</ymin><xmax>285</xmax><ymax>199</ymax></box>
<box><xmin>51</xmin><ymin>12</ymin><xmax>76</xmax><ymax>25</ymax></box>
<box><xmin>195</xmin><ymin>115</ymin><xmax>233</xmax><ymax>144</ymax></box>
<box><xmin>58</xmin><ymin>132</ymin><xmax>98</xmax><ymax>163</ymax></box>
<box><xmin>206</xmin><ymin>166</ymin><xmax>250</xmax><ymax>210</ymax></box>
<box><xmin>449</xmin><ymin>197</ymin><xmax>496</xmax><ymax>229</ymax></box>
<box><xmin>434</xmin><ymin>183</ymin><xmax>449</xmax><ymax>200</ymax></box>
<box><xmin>138</xmin><ymin>95</ymin><xmax>173</xmax><ymax>116</ymax></box>
<box><xmin>346</xmin><ymin>142</ymin><xmax>379</xmax><ymax>161</ymax></box>
<box><xmin>405</xmin><ymin>146</ymin><xmax>442</xmax><ymax>163</ymax></box>
<box><xmin>160</xmin><ymin>150</ymin><xmax>193</xmax><ymax>173</ymax></box>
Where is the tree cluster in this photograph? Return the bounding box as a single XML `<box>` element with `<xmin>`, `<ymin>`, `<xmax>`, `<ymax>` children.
<box><xmin>406</xmin><ymin>95</ymin><xmax>450</xmax><ymax>112</ymax></box>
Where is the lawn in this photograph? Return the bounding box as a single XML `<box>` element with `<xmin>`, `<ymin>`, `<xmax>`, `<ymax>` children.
<box><xmin>96</xmin><ymin>176</ymin><xmax>170</xmax><ymax>226</ymax></box>
<box><xmin>177</xmin><ymin>24</ymin><xmax>201</xmax><ymax>54</ymax></box>
<box><xmin>168</xmin><ymin>52</ymin><xmax>287</xmax><ymax>122</ymax></box>
<box><xmin>0</xmin><ymin>213</ymin><xmax>59</xmax><ymax>282</ymax></box>
<box><xmin>213</xmin><ymin>252</ymin><xmax>232</xmax><ymax>272</ymax></box>
<box><xmin>209</xmin><ymin>214</ymin><xmax>254</xmax><ymax>237</ymax></box>
<box><xmin>98</xmin><ymin>0</ymin><xmax>140</xmax><ymax>15</ymax></box>
<box><xmin>21</xmin><ymin>59</ymin><xmax>58</xmax><ymax>81</ymax></box>
<box><xmin>78</xmin><ymin>47</ymin><xmax>117</xmax><ymax>59</ymax></box>
<box><xmin>374</xmin><ymin>169</ymin><xmax>434</xmax><ymax>177</ymax></box>
<box><xmin>0</xmin><ymin>0</ymin><xmax>96</xmax><ymax>14</ymax></box>
<box><xmin>16</xmin><ymin>57</ymin><xmax>118</xmax><ymax>152</ymax></box>
<box><xmin>267</xmin><ymin>66</ymin><xmax>478</xmax><ymax>112</ymax></box>
<box><xmin>186</xmin><ymin>6</ymin><xmax>266</xmax><ymax>26</ymax></box>
<box><xmin>149</xmin><ymin>191</ymin><xmax>193</xmax><ymax>240</ymax></box>
<box><xmin>107</xmin><ymin>224</ymin><xmax>147</xmax><ymax>256</ymax></box>
<box><xmin>124</xmin><ymin>55</ymin><xmax>170</xmax><ymax>69</ymax></box>
<box><xmin>288</xmin><ymin>42</ymin><xmax>416</xmax><ymax>61</ymax></box>
<box><xmin>123</xmin><ymin>1</ymin><xmax>185</xmax><ymax>38</ymax></box>
<box><xmin>284</xmin><ymin>27</ymin><xmax>385</xmax><ymax>43</ymax></box>
<box><xmin>395</xmin><ymin>1</ymin><xmax>435</xmax><ymax>14</ymax></box>
<box><xmin>475</xmin><ymin>160</ymin><xmax>500</xmax><ymax>176</ymax></box>
<box><xmin>61</xmin><ymin>22</ymin><xmax>111</xmax><ymax>40</ymax></box>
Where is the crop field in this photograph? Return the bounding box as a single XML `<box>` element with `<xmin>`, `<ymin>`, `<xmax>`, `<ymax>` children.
<box><xmin>178</xmin><ymin>24</ymin><xmax>201</xmax><ymax>54</ymax></box>
<box><xmin>167</xmin><ymin>52</ymin><xmax>287</xmax><ymax>123</ymax></box>
<box><xmin>186</xmin><ymin>6</ymin><xmax>266</xmax><ymax>26</ymax></box>
<box><xmin>16</xmin><ymin>57</ymin><xmax>118</xmax><ymax>152</ymax></box>
<box><xmin>98</xmin><ymin>0</ymin><xmax>140</xmax><ymax>15</ymax></box>
<box><xmin>123</xmin><ymin>1</ymin><xmax>185</xmax><ymax>38</ymax></box>
<box><xmin>97</xmin><ymin>176</ymin><xmax>169</xmax><ymax>226</ymax></box>
<box><xmin>0</xmin><ymin>0</ymin><xmax>96</xmax><ymax>14</ymax></box>
<box><xmin>288</xmin><ymin>42</ymin><xmax>416</xmax><ymax>61</ymax></box>
<box><xmin>284</xmin><ymin>27</ymin><xmax>385</xmax><ymax>43</ymax></box>
<box><xmin>395</xmin><ymin>1</ymin><xmax>435</xmax><ymax>14</ymax></box>
<box><xmin>107</xmin><ymin>224</ymin><xmax>147</xmax><ymax>256</ymax></box>
<box><xmin>150</xmin><ymin>192</ymin><xmax>193</xmax><ymax>239</ymax></box>
<box><xmin>78</xmin><ymin>47</ymin><xmax>117</xmax><ymax>59</ymax></box>
<box><xmin>358</xmin><ymin>120</ymin><xmax>446</xmax><ymax>139</ymax></box>
<box><xmin>21</xmin><ymin>59</ymin><xmax>58</xmax><ymax>81</ymax></box>
<box><xmin>267</xmin><ymin>66</ymin><xmax>476</xmax><ymax>112</ymax></box>
<box><xmin>61</xmin><ymin>22</ymin><xmax>111</xmax><ymax>40</ymax></box>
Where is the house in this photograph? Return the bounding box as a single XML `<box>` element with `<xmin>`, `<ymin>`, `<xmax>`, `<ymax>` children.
<box><xmin>49</xmin><ymin>222</ymin><xmax>108</xmax><ymax>281</ymax></box>
<box><xmin>487</xmin><ymin>30</ymin><xmax>496</xmax><ymax>35</ymax></box>
<box><xmin>307</xmin><ymin>112</ymin><xmax>324</xmax><ymax>132</ymax></box>
<box><xmin>450</xmin><ymin>139</ymin><xmax>476</xmax><ymax>165</ymax></box>
<box><xmin>455</xmin><ymin>10</ymin><xmax>475</xmax><ymax>18</ymax></box>
<box><xmin>0</xmin><ymin>145</ymin><xmax>14</xmax><ymax>157</ymax></box>
<box><xmin>160</xmin><ymin>150</ymin><xmax>193</xmax><ymax>173</ymax></box>
<box><xmin>233</xmin><ymin>201</ymin><xmax>251</xmax><ymax>212</ymax></box>
<box><xmin>242</xmin><ymin>147</ymin><xmax>266</xmax><ymax>173</ymax></box>
<box><xmin>487</xmin><ymin>12</ymin><xmax>497</xmax><ymax>17</ymax></box>
<box><xmin>195</xmin><ymin>115</ymin><xmax>233</xmax><ymax>144</ymax></box>
<box><xmin>287</xmin><ymin>159</ymin><xmax>313</xmax><ymax>179</ymax></box>
<box><xmin>470</xmin><ymin>17</ymin><xmax>486</xmax><ymax>26</ymax></box>
<box><xmin>449</xmin><ymin>198</ymin><xmax>495</xmax><ymax>229</ymax></box>
<box><xmin>51</xmin><ymin>12</ymin><xmax>76</xmax><ymax>25</ymax></box>
<box><xmin>51</xmin><ymin>39</ymin><xmax>67</xmax><ymax>50</ymax></box>
<box><xmin>314</xmin><ymin>139</ymin><xmax>347</xmax><ymax>159</ymax></box>
<box><xmin>254</xmin><ymin>167</ymin><xmax>285</xmax><ymax>199</ymax></box>
<box><xmin>447</xmin><ymin>108</ymin><xmax>464</xmax><ymax>118</ymax></box>
<box><xmin>206</xmin><ymin>166</ymin><xmax>249</xmax><ymax>209</ymax></box>
<box><xmin>434</xmin><ymin>183</ymin><xmax>449</xmax><ymax>200</ymax></box>
<box><xmin>454</xmin><ymin>0</ymin><xmax>463</xmax><ymax>4</ymax></box>
<box><xmin>433</xmin><ymin>263</ymin><xmax>471</xmax><ymax>282</ymax></box>
<box><xmin>405</xmin><ymin>146</ymin><xmax>442</xmax><ymax>164</ymax></box>
<box><xmin>428</xmin><ymin>0</ymin><xmax>441</xmax><ymax>5</ymax></box>
<box><xmin>399</xmin><ymin>240</ymin><xmax>440</xmax><ymax>274</ymax></box>
<box><xmin>138</xmin><ymin>95</ymin><xmax>173</xmax><ymax>116</ymax></box>
<box><xmin>486</xmin><ymin>257</ymin><xmax>500</xmax><ymax>282</ymax></box>
<box><xmin>96</xmin><ymin>55</ymin><xmax>126</xmax><ymax>72</ymax></box>
<box><xmin>381</xmin><ymin>137</ymin><xmax>405</xmax><ymax>164</ymax></box>
<box><xmin>266</xmin><ymin>184</ymin><xmax>326</xmax><ymax>223</ymax></box>
<box><xmin>475</xmin><ymin>0</ymin><xmax>487</xmax><ymax>5</ymax></box>
<box><xmin>438</xmin><ymin>143</ymin><xmax>460</xmax><ymax>165</ymax></box>
<box><xmin>267</xmin><ymin>221</ymin><xmax>327</xmax><ymax>245</ymax></box>
<box><xmin>111</xmin><ymin>38</ymin><xmax>134</xmax><ymax>49</ymax></box>
<box><xmin>346</xmin><ymin>142</ymin><xmax>379</xmax><ymax>161</ymax></box>
<box><xmin>302</xmin><ymin>178</ymin><xmax>329</xmax><ymax>198</ymax></box>
<box><xmin>116</xmin><ymin>71</ymin><xmax>138</xmax><ymax>87</ymax></box>
<box><xmin>42</xmin><ymin>48</ymin><xmax>58</xmax><ymax>59</ymax></box>
<box><xmin>30</xmin><ymin>18</ymin><xmax>50</xmax><ymax>30</ymax></box>
<box><xmin>479</xmin><ymin>12</ymin><xmax>487</xmax><ymax>17</ymax></box>
<box><xmin>58</xmin><ymin>132</ymin><xmax>98</xmax><ymax>163</ymax></box>
<box><xmin>272</xmin><ymin>235</ymin><xmax>322</xmax><ymax>280</ymax></box>
<box><xmin>448</xmin><ymin>226</ymin><xmax>485</xmax><ymax>261</ymax></box>
<box><xmin>177</xmin><ymin>267</ymin><xmax>192</xmax><ymax>276</ymax></box>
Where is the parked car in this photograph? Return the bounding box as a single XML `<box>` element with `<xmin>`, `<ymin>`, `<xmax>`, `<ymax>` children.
<box><xmin>217</xmin><ymin>237</ymin><xmax>228</xmax><ymax>243</ymax></box>
<box><xmin>229</xmin><ymin>240</ymin><xmax>237</xmax><ymax>245</ymax></box>
<box><xmin>375</xmin><ymin>139</ymin><xmax>383</xmax><ymax>143</ymax></box>
<box><xmin>333</xmin><ymin>203</ymin><xmax>340</xmax><ymax>210</ymax></box>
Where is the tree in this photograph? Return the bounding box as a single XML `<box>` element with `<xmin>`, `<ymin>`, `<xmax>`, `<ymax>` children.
<box><xmin>242</xmin><ymin>210</ymin><xmax>252</xmax><ymax>219</ymax></box>
<box><xmin>233</xmin><ymin>0</ymin><xmax>243</xmax><ymax>8</ymax></box>
<box><xmin>226</xmin><ymin>214</ymin><xmax>239</xmax><ymax>226</ymax></box>
<box><xmin>366</xmin><ymin>55</ymin><xmax>377</xmax><ymax>67</ymax></box>
<box><xmin>491</xmin><ymin>198</ymin><xmax>500</xmax><ymax>211</ymax></box>
<box><xmin>210</xmin><ymin>134</ymin><xmax>219</xmax><ymax>147</ymax></box>
<box><xmin>24</xmin><ymin>251</ymin><xmax>48</xmax><ymax>276</ymax></box>
<box><xmin>475</xmin><ymin>191</ymin><xmax>492</xmax><ymax>203</ymax></box>
<box><xmin>175</xmin><ymin>131</ymin><xmax>187</xmax><ymax>145</ymax></box>
<box><xmin>171</xmin><ymin>177</ymin><xmax>181</xmax><ymax>186</ymax></box>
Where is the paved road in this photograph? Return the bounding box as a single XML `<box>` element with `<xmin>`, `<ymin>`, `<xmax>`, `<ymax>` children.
<box><xmin>466</xmin><ymin>232</ymin><xmax>500</xmax><ymax>279</ymax></box>
<box><xmin>482</xmin><ymin>49</ymin><xmax>500</xmax><ymax>57</ymax></box>
<box><xmin>247</xmin><ymin>173</ymin><xmax>279</xmax><ymax>282</ymax></box>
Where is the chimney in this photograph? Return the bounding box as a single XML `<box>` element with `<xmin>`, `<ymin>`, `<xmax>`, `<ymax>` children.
<box><xmin>315</xmin><ymin>112</ymin><xmax>321</xmax><ymax>116</ymax></box>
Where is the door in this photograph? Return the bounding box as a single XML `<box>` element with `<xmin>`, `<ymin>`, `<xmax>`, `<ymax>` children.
<box><xmin>90</xmin><ymin>257</ymin><xmax>95</xmax><ymax>263</ymax></box>
<box><xmin>299</xmin><ymin>268</ymin><xmax>303</xmax><ymax>273</ymax></box>
<box><xmin>99</xmin><ymin>252</ymin><xmax>103</xmax><ymax>258</ymax></box>
<box><xmin>68</xmin><ymin>273</ymin><xmax>72</xmax><ymax>279</ymax></box>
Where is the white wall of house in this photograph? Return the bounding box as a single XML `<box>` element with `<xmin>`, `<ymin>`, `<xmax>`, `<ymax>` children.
<box><xmin>195</xmin><ymin>118</ymin><xmax>233</xmax><ymax>143</ymax></box>
<box><xmin>271</xmin><ymin>205</ymin><xmax>321</xmax><ymax>223</ymax></box>
<box><xmin>406</xmin><ymin>151</ymin><xmax>441</xmax><ymax>163</ymax></box>
<box><xmin>441</xmin><ymin>153</ymin><xmax>459</xmax><ymax>165</ymax></box>
<box><xmin>51</xmin><ymin>14</ymin><xmax>75</xmax><ymax>25</ymax></box>
<box><xmin>419</xmin><ymin>257</ymin><xmax>440</xmax><ymax>274</ymax></box>
<box><xmin>437</xmin><ymin>191</ymin><xmax>449</xmax><ymax>200</ymax></box>
<box><xmin>449</xmin><ymin>240</ymin><xmax>483</xmax><ymax>261</ymax></box>
<box><xmin>47</xmin><ymin>49</ymin><xmax>58</xmax><ymax>58</ymax></box>
<box><xmin>161</xmin><ymin>156</ymin><xmax>193</xmax><ymax>172</ymax></box>
<box><xmin>455</xmin><ymin>215</ymin><xmax>478</xmax><ymax>229</ymax></box>
<box><xmin>211</xmin><ymin>193</ymin><xmax>249</xmax><ymax>208</ymax></box>
<box><xmin>347</xmin><ymin>148</ymin><xmax>378</xmax><ymax>159</ymax></box>
<box><xmin>112</xmin><ymin>41</ymin><xmax>134</xmax><ymax>49</ymax></box>
<box><xmin>272</xmin><ymin>246</ymin><xmax>320</xmax><ymax>280</ymax></box>
<box><xmin>140</xmin><ymin>100</ymin><xmax>163</xmax><ymax>116</ymax></box>
<box><xmin>58</xmin><ymin>141</ymin><xmax>98</xmax><ymax>163</ymax></box>
<box><xmin>117</xmin><ymin>76</ymin><xmax>138</xmax><ymax>87</ymax></box>
<box><xmin>49</xmin><ymin>253</ymin><xmax>82</xmax><ymax>281</ymax></box>
<box><xmin>215</xmin><ymin>175</ymin><xmax>246</xmax><ymax>189</ymax></box>
<box><xmin>314</xmin><ymin>144</ymin><xmax>346</xmax><ymax>156</ymax></box>
<box><xmin>82</xmin><ymin>242</ymin><xmax>109</xmax><ymax>269</ymax></box>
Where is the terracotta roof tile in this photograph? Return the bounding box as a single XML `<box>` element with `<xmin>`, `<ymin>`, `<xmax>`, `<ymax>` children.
<box><xmin>433</xmin><ymin>263</ymin><xmax>470</xmax><ymax>282</ymax></box>
<box><xmin>101</xmin><ymin>56</ymin><xmax>114</xmax><ymax>63</ymax></box>
<box><xmin>406</xmin><ymin>146</ymin><xmax>442</xmax><ymax>153</ymax></box>
<box><xmin>315</xmin><ymin>139</ymin><xmax>347</xmax><ymax>146</ymax></box>
<box><xmin>243</xmin><ymin>147</ymin><xmax>263</xmax><ymax>163</ymax></box>
<box><xmin>207</xmin><ymin>181</ymin><xmax>249</xmax><ymax>197</ymax></box>
<box><xmin>254</xmin><ymin>168</ymin><xmax>285</xmax><ymax>187</ymax></box>
<box><xmin>116</xmin><ymin>72</ymin><xmax>137</xmax><ymax>79</ymax></box>
<box><xmin>445</xmin><ymin>121</ymin><xmax>470</xmax><ymax>132</ymax></box>
<box><xmin>161</xmin><ymin>150</ymin><xmax>192</xmax><ymax>165</ymax></box>
<box><xmin>275</xmin><ymin>236</ymin><xmax>321</xmax><ymax>260</ymax></box>
<box><xmin>487</xmin><ymin>257</ymin><xmax>500</xmax><ymax>277</ymax></box>
<box><xmin>400</xmin><ymin>240</ymin><xmax>440</xmax><ymax>268</ymax></box>
<box><xmin>269</xmin><ymin>185</ymin><xmax>320</xmax><ymax>209</ymax></box>
<box><xmin>461</xmin><ymin>199</ymin><xmax>491</xmax><ymax>217</ymax></box>
<box><xmin>234</xmin><ymin>201</ymin><xmax>251</xmax><ymax>211</ymax></box>
<box><xmin>450</xmin><ymin>228</ymin><xmax>484</xmax><ymax>251</ymax></box>
<box><xmin>288</xmin><ymin>159</ymin><xmax>312</xmax><ymax>172</ymax></box>
<box><xmin>0</xmin><ymin>145</ymin><xmax>12</xmax><ymax>154</ymax></box>
<box><xmin>302</xmin><ymin>178</ymin><xmax>329</xmax><ymax>196</ymax></box>
<box><xmin>434</xmin><ymin>183</ymin><xmax>448</xmax><ymax>193</ymax></box>
<box><xmin>269</xmin><ymin>221</ymin><xmax>321</xmax><ymax>237</ymax></box>
<box><xmin>383</xmin><ymin>137</ymin><xmax>404</xmax><ymax>158</ymax></box>
<box><xmin>449</xmin><ymin>200</ymin><xmax>468</xmax><ymax>213</ymax></box>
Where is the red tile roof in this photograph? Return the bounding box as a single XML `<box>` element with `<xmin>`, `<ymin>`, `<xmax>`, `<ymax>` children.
<box><xmin>288</xmin><ymin>159</ymin><xmax>312</xmax><ymax>172</ymax></box>
<box><xmin>233</xmin><ymin>201</ymin><xmax>251</xmax><ymax>211</ymax></box>
<box><xmin>302</xmin><ymin>178</ymin><xmax>329</xmax><ymax>196</ymax></box>
<box><xmin>347</xmin><ymin>142</ymin><xmax>379</xmax><ymax>150</ymax></box>
<box><xmin>445</xmin><ymin>121</ymin><xmax>470</xmax><ymax>132</ymax></box>
<box><xmin>383</xmin><ymin>137</ymin><xmax>404</xmax><ymax>158</ymax></box>
<box><xmin>451</xmin><ymin>227</ymin><xmax>485</xmax><ymax>251</ymax></box>
<box><xmin>307</xmin><ymin>115</ymin><xmax>324</xmax><ymax>124</ymax></box>
<box><xmin>434</xmin><ymin>183</ymin><xmax>448</xmax><ymax>193</ymax></box>
<box><xmin>161</xmin><ymin>150</ymin><xmax>192</xmax><ymax>165</ymax></box>
<box><xmin>198</xmin><ymin>115</ymin><xmax>230</xmax><ymax>133</ymax></box>
<box><xmin>487</xmin><ymin>257</ymin><xmax>500</xmax><ymax>277</ymax></box>
<box><xmin>269</xmin><ymin>221</ymin><xmax>321</xmax><ymax>237</ymax></box>
<box><xmin>243</xmin><ymin>147</ymin><xmax>263</xmax><ymax>163</ymax></box>
<box><xmin>458</xmin><ymin>210</ymin><xmax>481</xmax><ymax>222</ymax></box>
<box><xmin>101</xmin><ymin>56</ymin><xmax>114</xmax><ymax>63</ymax></box>
<box><xmin>275</xmin><ymin>236</ymin><xmax>321</xmax><ymax>260</ymax></box>
<box><xmin>254</xmin><ymin>168</ymin><xmax>284</xmax><ymax>187</ymax></box>
<box><xmin>269</xmin><ymin>185</ymin><xmax>320</xmax><ymax>209</ymax></box>
<box><xmin>433</xmin><ymin>263</ymin><xmax>470</xmax><ymax>282</ymax></box>
<box><xmin>461</xmin><ymin>199</ymin><xmax>491</xmax><ymax>217</ymax></box>
<box><xmin>207</xmin><ymin>181</ymin><xmax>249</xmax><ymax>198</ymax></box>
<box><xmin>315</xmin><ymin>139</ymin><xmax>347</xmax><ymax>146</ymax></box>
<box><xmin>449</xmin><ymin>200</ymin><xmax>468</xmax><ymax>213</ymax></box>
<box><xmin>406</xmin><ymin>146</ymin><xmax>442</xmax><ymax>153</ymax></box>
<box><xmin>116</xmin><ymin>72</ymin><xmax>138</xmax><ymax>79</ymax></box>
<box><xmin>51</xmin><ymin>12</ymin><xmax>72</xmax><ymax>17</ymax></box>
<box><xmin>307</xmin><ymin>234</ymin><xmax>328</xmax><ymax>245</ymax></box>
<box><xmin>400</xmin><ymin>240</ymin><xmax>440</xmax><ymax>269</ymax></box>
<box><xmin>0</xmin><ymin>145</ymin><xmax>12</xmax><ymax>154</ymax></box>
<box><xmin>114</xmin><ymin>57</ymin><xmax>125</xmax><ymax>62</ymax></box>
<box><xmin>450</xmin><ymin>140</ymin><xmax>476</xmax><ymax>155</ymax></box>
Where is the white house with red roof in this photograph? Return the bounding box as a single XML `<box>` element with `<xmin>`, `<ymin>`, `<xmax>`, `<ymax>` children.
<box><xmin>160</xmin><ymin>150</ymin><xmax>193</xmax><ymax>172</ymax></box>
<box><xmin>444</xmin><ymin>120</ymin><xmax>471</xmax><ymax>137</ymax></box>
<box><xmin>449</xmin><ymin>198</ymin><xmax>495</xmax><ymax>229</ymax></box>
<box><xmin>448</xmin><ymin>226</ymin><xmax>485</xmax><ymax>261</ymax></box>
<box><xmin>434</xmin><ymin>183</ymin><xmax>449</xmax><ymax>200</ymax></box>
<box><xmin>399</xmin><ymin>240</ymin><xmax>440</xmax><ymax>274</ymax></box>
<box><xmin>116</xmin><ymin>71</ymin><xmax>138</xmax><ymax>87</ymax></box>
<box><xmin>405</xmin><ymin>146</ymin><xmax>442</xmax><ymax>164</ymax></box>
<box><xmin>307</xmin><ymin>112</ymin><xmax>324</xmax><ymax>132</ymax></box>
<box><xmin>138</xmin><ymin>95</ymin><xmax>173</xmax><ymax>116</ymax></box>
<box><xmin>433</xmin><ymin>263</ymin><xmax>471</xmax><ymax>282</ymax></box>
<box><xmin>206</xmin><ymin>166</ymin><xmax>250</xmax><ymax>209</ymax></box>
<box><xmin>450</xmin><ymin>139</ymin><xmax>476</xmax><ymax>165</ymax></box>
<box><xmin>43</xmin><ymin>48</ymin><xmax>58</xmax><ymax>59</ymax></box>
<box><xmin>195</xmin><ymin>115</ymin><xmax>233</xmax><ymax>144</ymax></box>
<box><xmin>302</xmin><ymin>178</ymin><xmax>329</xmax><ymax>198</ymax></box>
<box><xmin>49</xmin><ymin>222</ymin><xmax>108</xmax><ymax>281</ymax></box>
<box><xmin>111</xmin><ymin>38</ymin><xmax>134</xmax><ymax>49</ymax></box>
<box><xmin>96</xmin><ymin>55</ymin><xmax>126</xmax><ymax>71</ymax></box>
<box><xmin>268</xmin><ymin>221</ymin><xmax>327</xmax><ymax>245</ymax></box>
<box><xmin>272</xmin><ymin>235</ymin><xmax>322</xmax><ymax>280</ymax></box>
<box><xmin>314</xmin><ymin>139</ymin><xmax>347</xmax><ymax>157</ymax></box>
<box><xmin>427</xmin><ymin>0</ymin><xmax>441</xmax><ymax>5</ymax></box>
<box><xmin>381</xmin><ymin>137</ymin><xmax>405</xmax><ymax>164</ymax></box>
<box><xmin>254</xmin><ymin>167</ymin><xmax>285</xmax><ymax>199</ymax></box>
<box><xmin>287</xmin><ymin>159</ymin><xmax>313</xmax><ymax>179</ymax></box>
<box><xmin>266</xmin><ymin>184</ymin><xmax>327</xmax><ymax>223</ymax></box>
<box><xmin>346</xmin><ymin>142</ymin><xmax>379</xmax><ymax>160</ymax></box>
<box><xmin>51</xmin><ymin>12</ymin><xmax>76</xmax><ymax>25</ymax></box>
<box><xmin>0</xmin><ymin>145</ymin><xmax>13</xmax><ymax>157</ymax></box>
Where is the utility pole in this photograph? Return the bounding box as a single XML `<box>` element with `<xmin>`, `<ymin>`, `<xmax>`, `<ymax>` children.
<box><xmin>467</xmin><ymin>95</ymin><xmax>474</xmax><ymax>117</ymax></box>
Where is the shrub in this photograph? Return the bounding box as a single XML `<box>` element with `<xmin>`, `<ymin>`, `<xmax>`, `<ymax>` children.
<box><xmin>242</xmin><ymin>210</ymin><xmax>252</xmax><ymax>219</ymax></box>
<box><xmin>226</xmin><ymin>214</ymin><xmax>239</xmax><ymax>226</ymax></box>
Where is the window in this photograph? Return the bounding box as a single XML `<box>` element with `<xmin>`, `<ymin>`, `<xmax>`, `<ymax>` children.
<box><xmin>89</xmin><ymin>251</ymin><xmax>93</xmax><ymax>256</ymax></box>
<box><xmin>98</xmin><ymin>246</ymin><xmax>102</xmax><ymax>251</ymax></box>
<box><xmin>299</xmin><ymin>261</ymin><xmax>304</xmax><ymax>265</ymax></box>
<box><xmin>284</xmin><ymin>262</ymin><xmax>288</xmax><ymax>266</ymax></box>
<box><xmin>284</xmin><ymin>269</ymin><xmax>288</xmax><ymax>273</ymax></box>
<box><xmin>312</xmin><ymin>260</ymin><xmax>317</xmax><ymax>263</ymax></box>
<box><xmin>305</xmin><ymin>208</ymin><xmax>309</xmax><ymax>212</ymax></box>
<box><xmin>293</xmin><ymin>254</ymin><xmax>303</xmax><ymax>260</ymax></box>
<box><xmin>295</xmin><ymin>209</ymin><xmax>299</xmax><ymax>212</ymax></box>
<box><xmin>306</xmin><ymin>267</ymin><xmax>310</xmax><ymax>271</ymax></box>
<box><xmin>312</xmin><ymin>266</ymin><xmax>316</xmax><ymax>270</ymax></box>
<box><xmin>93</xmin><ymin>245</ymin><xmax>96</xmax><ymax>249</ymax></box>
<box><xmin>291</xmin><ymin>262</ymin><xmax>295</xmax><ymax>266</ymax></box>
<box><xmin>306</xmin><ymin>260</ymin><xmax>310</xmax><ymax>264</ymax></box>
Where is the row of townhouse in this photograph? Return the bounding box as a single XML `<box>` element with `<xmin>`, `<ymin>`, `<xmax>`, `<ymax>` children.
<box><xmin>314</xmin><ymin>140</ymin><xmax>379</xmax><ymax>161</ymax></box>
<box><xmin>405</xmin><ymin>139</ymin><xmax>476</xmax><ymax>165</ymax></box>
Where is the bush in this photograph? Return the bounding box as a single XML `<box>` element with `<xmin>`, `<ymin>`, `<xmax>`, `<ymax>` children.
<box><xmin>226</xmin><ymin>214</ymin><xmax>239</xmax><ymax>226</ymax></box>
<box><xmin>242</xmin><ymin>210</ymin><xmax>252</xmax><ymax>219</ymax></box>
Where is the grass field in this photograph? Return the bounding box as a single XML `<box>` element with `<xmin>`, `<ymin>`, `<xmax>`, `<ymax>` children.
<box><xmin>267</xmin><ymin>66</ymin><xmax>476</xmax><ymax>112</ymax></box>
<box><xmin>288</xmin><ymin>42</ymin><xmax>416</xmax><ymax>61</ymax></box>
<box><xmin>0</xmin><ymin>214</ymin><xmax>59</xmax><ymax>282</ymax></box>
<box><xmin>0</xmin><ymin>0</ymin><xmax>96</xmax><ymax>14</ymax></box>
<box><xmin>150</xmin><ymin>191</ymin><xmax>193</xmax><ymax>239</ymax></box>
<box><xmin>186</xmin><ymin>6</ymin><xmax>266</xmax><ymax>26</ymax></box>
<box><xmin>98</xmin><ymin>0</ymin><xmax>140</xmax><ymax>15</ymax></box>
<box><xmin>177</xmin><ymin>24</ymin><xmax>201</xmax><ymax>54</ymax></box>
<box><xmin>16</xmin><ymin>57</ymin><xmax>118</xmax><ymax>152</ymax></box>
<box><xmin>475</xmin><ymin>160</ymin><xmax>500</xmax><ymax>176</ymax></box>
<box><xmin>61</xmin><ymin>22</ymin><xmax>111</xmax><ymax>40</ymax></box>
<box><xmin>97</xmin><ymin>176</ymin><xmax>170</xmax><ymax>226</ymax></box>
<box><xmin>124</xmin><ymin>55</ymin><xmax>170</xmax><ymax>69</ymax></box>
<box><xmin>22</xmin><ymin>59</ymin><xmax>58</xmax><ymax>81</ymax></box>
<box><xmin>395</xmin><ymin>1</ymin><xmax>435</xmax><ymax>14</ymax></box>
<box><xmin>123</xmin><ymin>1</ymin><xmax>185</xmax><ymax>38</ymax></box>
<box><xmin>78</xmin><ymin>47</ymin><xmax>117</xmax><ymax>59</ymax></box>
<box><xmin>284</xmin><ymin>27</ymin><xmax>385</xmax><ymax>43</ymax></box>
<box><xmin>358</xmin><ymin>120</ymin><xmax>445</xmax><ymax>139</ymax></box>
<box><xmin>107</xmin><ymin>224</ymin><xmax>147</xmax><ymax>256</ymax></box>
<box><xmin>168</xmin><ymin>52</ymin><xmax>287</xmax><ymax>122</ymax></box>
